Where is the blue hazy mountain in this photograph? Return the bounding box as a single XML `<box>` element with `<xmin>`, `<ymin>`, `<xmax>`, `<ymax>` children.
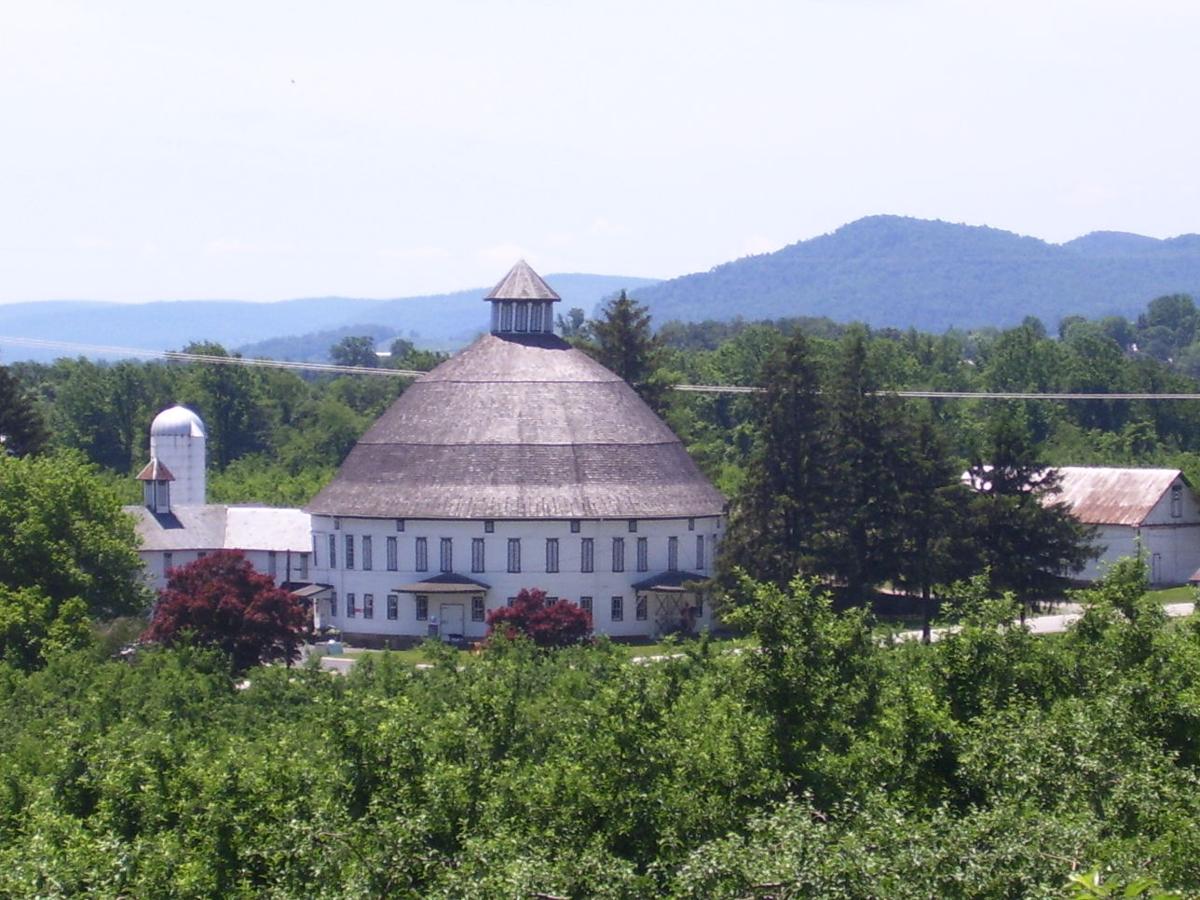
<box><xmin>0</xmin><ymin>274</ymin><xmax>658</xmax><ymax>363</ymax></box>
<box><xmin>626</xmin><ymin>216</ymin><xmax>1200</xmax><ymax>331</ymax></box>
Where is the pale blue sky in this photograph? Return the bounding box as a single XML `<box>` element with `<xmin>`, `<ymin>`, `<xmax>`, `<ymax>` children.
<box><xmin>2</xmin><ymin>0</ymin><xmax>1197</xmax><ymax>302</ymax></box>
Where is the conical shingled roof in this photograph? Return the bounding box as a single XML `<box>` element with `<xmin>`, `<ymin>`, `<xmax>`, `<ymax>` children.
<box><xmin>307</xmin><ymin>331</ymin><xmax>725</xmax><ymax>520</ymax></box>
<box><xmin>484</xmin><ymin>260</ymin><xmax>561</xmax><ymax>301</ymax></box>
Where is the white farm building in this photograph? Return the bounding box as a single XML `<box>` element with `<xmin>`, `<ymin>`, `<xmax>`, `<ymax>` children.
<box><xmin>124</xmin><ymin>405</ymin><xmax>313</xmax><ymax>591</ymax></box>
<box><xmin>305</xmin><ymin>262</ymin><xmax>726</xmax><ymax>647</ymax></box>
<box><xmin>1054</xmin><ymin>466</ymin><xmax>1200</xmax><ymax>586</ymax></box>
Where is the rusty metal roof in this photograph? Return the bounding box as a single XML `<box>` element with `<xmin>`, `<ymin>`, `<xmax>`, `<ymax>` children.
<box><xmin>484</xmin><ymin>260</ymin><xmax>561</xmax><ymax>301</ymax></box>
<box><xmin>1052</xmin><ymin>466</ymin><xmax>1184</xmax><ymax>526</ymax></box>
<box><xmin>135</xmin><ymin>458</ymin><xmax>175</xmax><ymax>481</ymax></box>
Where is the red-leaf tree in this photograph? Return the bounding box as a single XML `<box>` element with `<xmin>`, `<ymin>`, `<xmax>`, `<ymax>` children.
<box><xmin>143</xmin><ymin>550</ymin><xmax>308</xmax><ymax>672</ymax></box>
<box><xmin>485</xmin><ymin>588</ymin><xmax>593</xmax><ymax>648</ymax></box>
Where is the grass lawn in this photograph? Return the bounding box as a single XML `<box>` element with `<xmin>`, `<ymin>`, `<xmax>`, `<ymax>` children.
<box><xmin>1144</xmin><ymin>585</ymin><xmax>1197</xmax><ymax>604</ymax></box>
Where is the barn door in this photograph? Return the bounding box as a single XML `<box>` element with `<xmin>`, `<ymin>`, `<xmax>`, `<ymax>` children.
<box><xmin>440</xmin><ymin>603</ymin><xmax>465</xmax><ymax>642</ymax></box>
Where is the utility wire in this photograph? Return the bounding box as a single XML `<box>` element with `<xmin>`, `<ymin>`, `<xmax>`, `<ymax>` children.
<box><xmin>4</xmin><ymin>334</ymin><xmax>1200</xmax><ymax>401</ymax></box>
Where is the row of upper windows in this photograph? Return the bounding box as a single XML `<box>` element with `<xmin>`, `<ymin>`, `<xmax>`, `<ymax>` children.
<box><xmin>327</xmin><ymin>517</ymin><xmax>710</xmax><ymax>534</ymax></box>
<box><xmin>322</xmin><ymin>592</ymin><xmax>700</xmax><ymax>624</ymax></box>
<box><xmin>314</xmin><ymin>535</ymin><xmax>711</xmax><ymax>574</ymax></box>
<box><xmin>162</xmin><ymin>550</ymin><xmax>308</xmax><ymax>580</ymax></box>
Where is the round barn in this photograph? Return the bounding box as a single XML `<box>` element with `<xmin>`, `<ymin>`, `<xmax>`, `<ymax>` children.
<box><xmin>305</xmin><ymin>262</ymin><xmax>726</xmax><ymax>646</ymax></box>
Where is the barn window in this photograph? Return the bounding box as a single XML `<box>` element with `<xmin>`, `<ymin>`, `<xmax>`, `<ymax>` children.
<box><xmin>529</xmin><ymin>303</ymin><xmax>543</xmax><ymax>332</ymax></box>
<box><xmin>636</xmin><ymin>596</ymin><xmax>648</xmax><ymax>620</ymax></box>
<box><xmin>298</xmin><ymin>553</ymin><xmax>309</xmax><ymax>579</ymax></box>
<box><xmin>363</xmin><ymin>593</ymin><xmax>374</xmax><ymax>619</ymax></box>
<box><xmin>688</xmin><ymin>517</ymin><xmax>695</xmax><ymax>531</ymax></box>
<box><xmin>362</xmin><ymin>536</ymin><xmax>372</xmax><ymax>571</ymax></box>
<box><xmin>472</xmin><ymin>538</ymin><xmax>485</xmax><ymax>573</ymax></box>
<box><xmin>628</xmin><ymin>519</ymin><xmax>638</xmax><ymax>533</ymax></box>
<box><xmin>1172</xmin><ymin>484</ymin><xmax>1184</xmax><ymax>518</ymax></box>
<box><xmin>579</xmin><ymin>596</ymin><xmax>593</xmax><ymax>615</ymax></box>
<box><xmin>515</xmin><ymin>303</ymin><xmax>529</xmax><ymax>332</ymax></box>
<box><xmin>611</xmin><ymin>596</ymin><xmax>624</xmax><ymax>622</ymax></box>
<box><xmin>440</xmin><ymin>538</ymin><xmax>453</xmax><ymax>573</ymax></box>
<box><xmin>546</xmin><ymin>538</ymin><xmax>559</xmax><ymax>573</ymax></box>
<box><xmin>484</xmin><ymin>520</ymin><xmax>495</xmax><ymax>533</ymax></box>
<box><xmin>581</xmin><ymin>538</ymin><xmax>594</xmax><ymax>573</ymax></box>
<box><xmin>612</xmin><ymin>537</ymin><xmax>625</xmax><ymax>573</ymax></box>
<box><xmin>696</xmin><ymin>535</ymin><xmax>705</xmax><ymax>570</ymax></box>
<box><xmin>162</xmin><ymin>552</ymin><xmax>172</xmax><ymax>576</ymax></box>
<box><xmin>415</xmin><ymin>537</ymin><xmax>428</xmax><ymax>572</ymax></box>
<box><xmin>668</xmin><ymin>537</ymin><xmax>679</xmax><ymax>572</ymax></box>
<box><xmin>387</xmin><ymin>594</ymin><xmax>398</xmax><ymax>620</ymax></box>
<box><xmin>395</xmin><ymin>518</ymin><xmax>405</xmax><ymax>532</ymax></box>
<box><xmin>347</xmin><ymin>593</ymin><xmax>357</xmax><ymax>618</ymax></box>
<box><xmin>415</xmin><ymin>595</ymin><xmax>428</xmax><ymax>621</ymax></box>
<box><xmin>268</xmin><ymin>551</ymin><xmax>277</xmax><ymax>578</ymax></box>
<box><xmin>507</xmin><ymin>538</ymin><xmax>521</xmax><ymax>573</ymax></box>
<box><xmin>329</xmin><ymin>591</ymin><xmax>338</xmax><ymax>617</ymax></box>
<box><xmin>344</xmin><ymin>535</ymin><xmax>355</xmax><ymax>570</ymax></box>
<box><xmin>387</xmin><ymin>536</ymin><xmax>398</xmax><ymax>571</ymax></box>
<box><xmin>312</xmin><ymin>534</ymin><xmax>319</xmax><ymax>566</ymax></box>
<box><xmin>471</xmin><ymin>596</ymin><xmax>485</xmax><ymax>622</ymax></box>
<box><xmin>501</xmin><ymin>302</ymin><xmax>514</xmax><ymax>331</ymax></box>
<box><xmin>329</xmin><ymin>534</ymin><xmax>337</xmax><ymax>569</ymax></box>
<box><xmin>636</xmin><ymin>537</ymin><xmax>648</xmax><ymax>572</ymax></box>
<box><xmin>570</xmin><ymin>519</ymin><xmax>581</xmax><ymax>533</ymax></box>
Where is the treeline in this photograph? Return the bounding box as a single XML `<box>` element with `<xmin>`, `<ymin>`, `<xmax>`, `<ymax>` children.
<box><xmin>5</xmin><ymin>342</ymin><xmax>435</xmax><ymax>505</ymax></box>
<box><xmin>0</xmin><ymin>564</ymin><xmax>1195</xmax><ymax>895</ymax></box>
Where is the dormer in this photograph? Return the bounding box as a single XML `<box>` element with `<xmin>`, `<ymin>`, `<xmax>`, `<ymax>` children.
<box><xmin>136</xmin><ymin>457</ymin><xmax>176</xmax><ymax>515</ymax></box>
<box><xmin>486</xmin><ymin>260</ymin><xmax>560</xmax><ymax>335</ymax></box>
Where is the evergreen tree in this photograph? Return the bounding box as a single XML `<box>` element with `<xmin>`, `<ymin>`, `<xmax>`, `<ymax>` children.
<box><xmin>0</xmin><ymin>363</ymin><xmax>48</xmax><ymax>457</ymax></box>
<box><xmin>892</xmin><ymin>414</ymin><xmax>973</xmax><ymax>640</ymax></box>
<box><xmin>966</xmin><ymin>406</ymin><xmax>1098</xmax><ymax>619</ymax></box>
<box><xmin>720</xmin><ymin>332</ymin><xmax>830</xmax><ymax>591</ymax></box>
<box><xmin>819</xmin><ymin>329</ymin><xmax>908</xmax><ymax>599</ymax></box>
<box><xmin>587</xmin><ymin>290</ymin><xmax>664</xmax><ymax>406</ymax></box>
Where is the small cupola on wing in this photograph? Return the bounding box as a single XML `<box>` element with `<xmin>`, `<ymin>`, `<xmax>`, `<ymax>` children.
<box><xmin>486</xmin><ymin>260</ymin><xmax>561</xmax><ymax>335</ymax></box>
<box><xmin>136</xmin><ymin>457</ymin><xmax>175</xmax><ymax>514</ymax></box>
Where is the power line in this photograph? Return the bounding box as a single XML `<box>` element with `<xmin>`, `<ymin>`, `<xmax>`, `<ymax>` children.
<box><xmin>5</xmin><ymin>334</ymin><xmax>1200</xmax><ymax>401</ymax></box>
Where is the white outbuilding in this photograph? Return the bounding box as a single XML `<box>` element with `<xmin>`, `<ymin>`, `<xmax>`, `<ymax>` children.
<box><xmin>305</xmin><ymin>262</ymin><xmax>726</xmax><ymax>646</ymax></box>
<box><xmin>124</xmin><ymin>404</ymin><xmax>313</xmax><ymax>591</ymax></box>
<box><xmin>1053</xmin><ymin>466</ymin><xmax>1200</xmax><ymax>586</ymax></box>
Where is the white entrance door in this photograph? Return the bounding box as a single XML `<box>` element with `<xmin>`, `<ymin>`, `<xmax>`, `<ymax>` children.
<box><xmin>440</xmin><ymin>603</ymin><xmax>465</xmax><ymax>641</ymax></box>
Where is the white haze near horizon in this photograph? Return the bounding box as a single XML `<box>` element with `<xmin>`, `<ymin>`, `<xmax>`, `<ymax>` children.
<box><xmin>2</xmin><ymin>0</ymin><xmax>1197</xmax><ymax>304</ymax></box>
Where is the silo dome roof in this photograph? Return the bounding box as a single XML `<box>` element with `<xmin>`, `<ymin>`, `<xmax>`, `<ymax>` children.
<box><xmin>306</xmin><ymin>331</ymin><xmax>725</xmax><ymax>520</ymax></box>
<box><xmin>150</xmin><ymin>405</ymin><xmax>207</xmax><ymax>438</ymax></box>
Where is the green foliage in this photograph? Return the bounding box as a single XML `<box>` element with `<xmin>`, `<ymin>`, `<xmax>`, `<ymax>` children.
<box><xmin>0</xmin><ymin>451</ymin><xmax>148</xmax><ymax>626</ymax></box>
<box><xmin>0</xmin><ymin>561</ymin><xmax>1199</xmax><ymax>892</ymax></box>
<box><xmin>0</xmin><ymin>363</ymin><xmax>48</xmax><ymax>457</ymax></box>
<box><xmin>329</xmin><ymin>334</ymin><xmax>379</xmax><ymax>368</ymax></box>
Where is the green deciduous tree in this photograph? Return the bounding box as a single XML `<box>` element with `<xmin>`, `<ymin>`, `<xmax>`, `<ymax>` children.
<box><xmin>330</xmin><ymin>335</ymin><xmax>379</xmax><ymax>368</ymax></box>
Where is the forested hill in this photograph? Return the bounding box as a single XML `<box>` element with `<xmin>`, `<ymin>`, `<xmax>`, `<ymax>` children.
<box><xmin>0</xmin><ymin>274</ymin><xmax>658</xmax><ymax>363</ymax></box>
<box><xmin>631</xmin><ymin>216</ymin><xmax>1200</xmax><ymax>331</ymax></box>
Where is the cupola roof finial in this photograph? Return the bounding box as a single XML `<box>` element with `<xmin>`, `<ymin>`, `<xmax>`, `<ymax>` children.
<box><xmin>484</xmin><ymin>260</ymin><xmax>561</xmax><ymax>302</ymax></box>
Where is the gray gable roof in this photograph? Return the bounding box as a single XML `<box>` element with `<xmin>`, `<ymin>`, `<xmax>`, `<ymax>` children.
<box><xmin>307</xmin><ymin>332</ymin><xmax>725</xmax><ymax>520</ymax></box>
<box><xmin>124</xmin><ymin>504</ymin><xmax>312</xmax><ymax>553</ymax></box>
<box><xmin>484</xmin><ymin>260</ymin><xmax>561</xmax><ymax>301</ymax></box>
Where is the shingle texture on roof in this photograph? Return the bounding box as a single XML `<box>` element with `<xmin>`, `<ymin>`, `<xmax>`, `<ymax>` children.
<box><xmin>1053</xmin><ymin>466</ymin><xmax>1183</xmax><ymax>526</ymax></box>
<box><xmin>484</xmin><ymin>260</ymin><xmax>561</xmax><ymax>301</ymax></box>
<box><xmin>136</xmin><ymin>458</ymin><xmax>175</xmax><ymax>481</ymax></box>
<box><xmin>124</xmin><ymin>504</ymin><xmax>312</xmax><ymax>552</ymax></box>
<box><xmin>307</xmin><ymin>331</ymin><xmax>725</xmax><ymax>519</ymax></box>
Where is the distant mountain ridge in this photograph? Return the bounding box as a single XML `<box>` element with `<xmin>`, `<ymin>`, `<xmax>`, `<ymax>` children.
<box><xmin>5</xmin><ymin>217</ymin><xmax>1200</xmax><ymax>364</ymax></box>
<box><xmin>0</xmin><ymin>274</ymin><xmax>658</xmax><ymax>363</ymax></box>
<box><xmin>628</xmin><ymin>216</ymin><xmax>1200</xmax><ymax>331</ymax></box>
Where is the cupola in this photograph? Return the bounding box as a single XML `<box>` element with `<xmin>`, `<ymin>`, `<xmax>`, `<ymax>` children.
<box><xmin>136</xmin><ymin>457</ymin><xmax>175</xmax><ymax>514</ymax></box>
<box><xmin>485</xmin><ymin>260</ymin><xmax>560</xmax><ymax>335</ymax></box>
